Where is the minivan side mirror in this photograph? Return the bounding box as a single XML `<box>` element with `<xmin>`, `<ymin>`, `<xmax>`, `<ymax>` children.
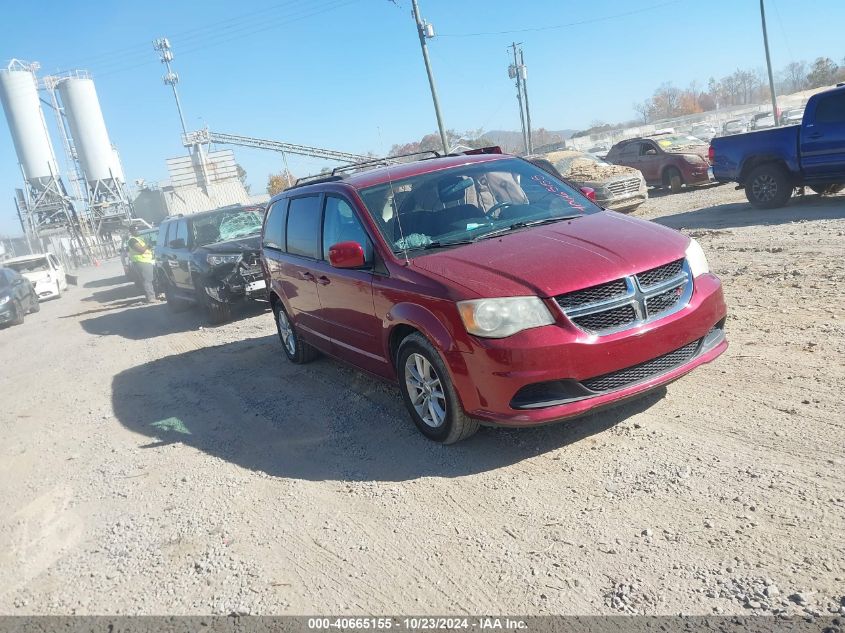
<box><xmin>169</xmin><ymin>238</ymin><xmax>185</xmax><ymax>249</ymax></box>
<box><xmin>329</xmin><ymin>241</ymin><xmax>366</xmax><ymax>269</ymax></box>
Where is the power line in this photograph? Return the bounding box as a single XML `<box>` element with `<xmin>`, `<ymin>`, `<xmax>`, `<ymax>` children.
<box><xmin>51</xmin><ymin>0</ymin><xmax>313</xmax><ymax>72</ymax></box>
<box><xmin>438</xmin><ymin>0</ymin><xmax>686</xmax><ymax>38</ymax></box>
<box><xmin>51</xmin><ymin>0</ymin><xmax>360</xmax><ymax>78</ymax></box>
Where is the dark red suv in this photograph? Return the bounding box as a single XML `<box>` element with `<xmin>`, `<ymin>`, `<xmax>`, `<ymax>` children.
<box><xmin>606</xmin><ymin>135</ymin><xmax>712</xmax><ymax>193</ymax></box>
<box><xmin>260</xmin><ymin>151</ymin><xmax>727</xmax><ymax>443</ymax></box>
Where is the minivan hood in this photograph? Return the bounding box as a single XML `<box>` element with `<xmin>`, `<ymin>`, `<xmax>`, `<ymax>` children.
<box><xmin>411</xmin><ymin>212</ymin><xmax>689</xmax><ymax>298</ymax></box>
<box><xmin>198</xmin><ymin>234</ymin><xmax>261</xmax><ymax>253</ymax></box>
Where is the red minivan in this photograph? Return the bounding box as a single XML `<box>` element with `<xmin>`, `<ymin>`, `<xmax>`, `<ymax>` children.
<box><xmin>261</xmin><ymin>151</ymin><xmax>727</xmax><ymax>443</ymax></box>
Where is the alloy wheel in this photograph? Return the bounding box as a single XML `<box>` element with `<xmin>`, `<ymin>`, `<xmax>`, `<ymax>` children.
<box><xmin>751</xmin><ymin>174</ymin><xmax>777</xmax><ymax>202</ymax></box>
<box><xmin>276</xmin><ymin>308</ymin><xmax>296</xmax><ymax>356</ymax></box>
<box><xmin>404</xmin><ymin>353</ymin><xmax>447</xmax><ymax>428</ymax></box>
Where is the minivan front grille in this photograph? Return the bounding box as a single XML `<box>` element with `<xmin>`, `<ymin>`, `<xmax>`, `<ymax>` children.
<box><xmin>571</xmin><ymin>304</ymin><xmax>637</xmax><ymax>332</ymax></box>
<box><xmin>636</xmin><ymin>259</ymin><xmax>684</xmax><ymax>288</ymax></box>
<box><xmin>556</xmin><ymin>279</ymin><xmax>628</xmax><ymax>310</ymax></box>
<box><xmin>582</xmin><ymin>338</ymin><xmax>701</xmax><ymax>392</ymax></box>
<box><xmin>555</xmin><ymin>258</ymin><xmax>691</xmax><ymax>336</ymax></box>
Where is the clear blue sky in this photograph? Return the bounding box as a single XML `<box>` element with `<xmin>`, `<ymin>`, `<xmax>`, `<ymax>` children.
<box><xmin>1</xmin><ymin>0</ymin><xmax>843</xmax><ymax>235</ymax></box>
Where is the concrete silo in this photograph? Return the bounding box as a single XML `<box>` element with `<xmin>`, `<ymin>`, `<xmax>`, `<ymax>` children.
<box><xmin>0</xmin><ymin>59</ymin><xmax>73</xmax><ymax>232</ymax></box>
<box><xmin>56</xmin><ymin>73</ymin><xmax>130</xmax><ymax>226</ymax></box>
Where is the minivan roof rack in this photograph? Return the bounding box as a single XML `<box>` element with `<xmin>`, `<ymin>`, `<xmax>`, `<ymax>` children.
<box><xmin>292</xmin><ymin>173</ymin><xmax>346</xmax><ymax>188</ymax></box>
<box><xmin>330</xmin><ymin>150</ymin><xmax>442</xmax><ymax>177</ymax></box>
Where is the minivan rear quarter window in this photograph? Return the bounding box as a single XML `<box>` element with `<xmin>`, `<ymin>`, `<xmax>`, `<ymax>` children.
<box><xmin>286</xmin><ymin>195</ymin><xmax>321</xmax><ymax>258</ymax></box>
<box><xmin>263</xmin><ymin>200</ymin><xmax>288</xmax><ymax>251</ymax></box>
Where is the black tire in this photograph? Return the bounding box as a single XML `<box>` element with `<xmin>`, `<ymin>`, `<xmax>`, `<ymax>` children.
<box><xmin>745</xmin><ymin>163</ymin><xmax>793</xmax><ymax>209</ymax></box>
<box><xmin>29</xmin><ymin>292</ymin><xmax>40</xmax><ymax>313</ymax></box>
<box><xmin>11</xmin><ymin>300</ymin><xmax>25</xmax><ymax>325</ymax></box>
<box><xmin>810</xmin><ymin>184</ymin><xmax>844</xmax><ymax>196</ymax></box>
<box><xmin>272</xmin><ymin>300</ymin><xmax>317</xmax><ymax>364</ymax></box>
<box><xmin>204</xmin><ymin>298</ymin><xmax>232</xmax><ymax>325</ymax></box>
<box><xmin>397</xmin><ymin>333</ymin><xmax>479</xmax><ymax>444</ymax></box>
<box><xmin>664</xmin><ymin>167</ymin><xmax>683</xmax><ymax>194</ymax></box>
<box><xmin>164</xmin><ymin>283</ymin><xmax>191</xmax><ymax>313</ymax></box>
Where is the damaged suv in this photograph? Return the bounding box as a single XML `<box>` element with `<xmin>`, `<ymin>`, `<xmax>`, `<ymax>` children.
<box><xmin>156</xmin><ymin>205</ymin><xmax>266</xmax><ymax>323</ymax></box>
<box><xmin>528</xmin><ymin>150</ymin><xmax>647</xmax><ymax>212</ymax></box>
<box><xmin>262</xmin><ymin>149</ymin><xmax>728</xmax><ymax>443</ymax></box>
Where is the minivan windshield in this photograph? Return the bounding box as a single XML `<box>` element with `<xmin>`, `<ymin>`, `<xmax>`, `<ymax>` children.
<box><xmin>357</xmin><ymin>158</ymin><xmax>601</xmax><ymax>254</ymax></box>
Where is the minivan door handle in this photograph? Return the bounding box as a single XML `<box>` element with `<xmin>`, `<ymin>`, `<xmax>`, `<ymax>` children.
<box><xmin>299</xmin><ymin>270</ymin><xmax>315</xmax><ymax>281</ymax></box>
<box><xmin>316</xmin><ymin>275</ymin><xmax>331</xmax><ymax>286</ymax></box>
<box><xmin>807</xmin><ymin>132</ymin><xmax>823</xmax><ymax>139</ymax></box>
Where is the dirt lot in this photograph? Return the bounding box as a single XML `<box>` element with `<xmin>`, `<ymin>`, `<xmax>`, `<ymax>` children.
<box><xmin>1</xmin><ymin>183</ymin><xmax>843</xmax><ymax>617</ymax></box>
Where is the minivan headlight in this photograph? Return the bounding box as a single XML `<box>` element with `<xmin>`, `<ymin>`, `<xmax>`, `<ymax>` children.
<box><xmin>207</xmin><ymin>254</ymin><xmax>241</xmax><ymax>266</ymax></box>
<box><xmin>0</xmin><ymin>295</ymin><xmax>9</xmax><ymax>306</ymax></box>
<box><xmin>457</xmin><ymin>296</ymin><xmax>555</xmax><ymax>338</ymax></box>
<box><xmin>685</xmin><ymin>238</ymin><xmax>709</xmax><ymax>277</ymax></box>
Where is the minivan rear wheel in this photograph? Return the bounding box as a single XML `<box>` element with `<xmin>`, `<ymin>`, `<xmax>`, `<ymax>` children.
<box><xmin>273</xmin><ymin>302</ymin><xmax>317</xmax><ymax>364</ymax></box>
<box><xmin>397</xmin><ymin>333</ymin><xmax>479</xmax><ymax>444</ymax></box>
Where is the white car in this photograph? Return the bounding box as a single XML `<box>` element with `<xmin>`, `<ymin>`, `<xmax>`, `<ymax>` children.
<box><xmin>3</xmin><ymin>253</ymin><xmax>68</xmax><ymax>300</ymax></box>
<box><xmin>690</xmin><ymin>125</ymin><xmax>717</xmax><ymax>142</ymax></box>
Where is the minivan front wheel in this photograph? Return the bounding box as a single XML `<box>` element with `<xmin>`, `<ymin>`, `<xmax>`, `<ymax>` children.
<box><xmin>397</xmin><ymin>333</ymin><xmax>479</xmax><ymax>444</ymax></box>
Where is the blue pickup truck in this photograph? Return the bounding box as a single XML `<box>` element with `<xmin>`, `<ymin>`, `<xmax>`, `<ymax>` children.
<box><xmin>710</xmin><ymin>84</ymin><xmax>845</xmax><ymax>208</ymax></box>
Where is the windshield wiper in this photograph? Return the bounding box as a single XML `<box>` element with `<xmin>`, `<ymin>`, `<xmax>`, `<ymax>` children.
<box><xmin>397</xmin><ymin>239</ymin><xmax>475</xmax><ymax>254</ymax></box>
<box><xmin>472</xmin><ymin>215</ymin><xmax>582</xmax><ymax>241</ymax></box>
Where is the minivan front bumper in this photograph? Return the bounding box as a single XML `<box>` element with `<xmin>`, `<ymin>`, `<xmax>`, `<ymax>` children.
<box><xmin>445</xmin><ymin>272</ymin><xmax>727</xmax><ymax>426</ymax></box>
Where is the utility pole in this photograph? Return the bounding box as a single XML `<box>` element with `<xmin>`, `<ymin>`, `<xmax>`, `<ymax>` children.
<box><xmin>153</xmin><ymin>38</ymin><xmax>189</xmax><ymax>137</ymax></box>
<box><xmin>509</xmin><ymin>43</ymin><xmax>528</xmax><ymax>154</ymax></box>
<box><xmin>410</xmin><ymin>0</ymin><xmax>449</xmax><ymax>154</ymax></box>
<box><xmin>759</xmin><ymin>0</ymin><xmax>779</xmax><ymax>126</ymax></box>
<box><xmin>518</xmin><ymin>47</ymin><xmax>533</xmax><ymax>153</ymax></box>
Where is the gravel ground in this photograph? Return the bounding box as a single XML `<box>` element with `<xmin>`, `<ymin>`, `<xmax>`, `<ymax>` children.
<box><xmin>0</xmin><ymin>182</ymin><xmax>843</xmax><ymax>616</ymax></box>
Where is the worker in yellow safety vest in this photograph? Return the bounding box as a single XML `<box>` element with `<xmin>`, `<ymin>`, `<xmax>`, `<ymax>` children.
<box><xmin>128</xmin><ymin>227</ymin><xmax>156</xmax><ymax>303</ymax></box>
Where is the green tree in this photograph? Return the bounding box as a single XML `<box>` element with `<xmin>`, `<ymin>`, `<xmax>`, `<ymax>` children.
<box><xmin>267</xmin><ymin>170</ymin><xmax>297</xmax><ymax>196</ymax></box>
<box><xmin>806</xmin><ymin>57</ymin><xmax>838</xmax><ymax>88</ymax></box>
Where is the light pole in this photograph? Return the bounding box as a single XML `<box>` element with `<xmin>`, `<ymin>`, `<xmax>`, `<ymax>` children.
<box><xmin>509</xmin><ymin>43</ymin><xmax>528</xmax><ymax>154</ymax></box>
<box><xmin>759</xmin><ymin>0</ymin><xmax>779</xmax><ymax>126</ymax></box>
<box><xmin>519</xmin><ymin>47</ymin><xmax>533</xmax><ymax>153</ymax></box>
<box><xmin>410</xmin><ymin>0</ymin><xmax>449</xmax><ymax>154</ymax></box>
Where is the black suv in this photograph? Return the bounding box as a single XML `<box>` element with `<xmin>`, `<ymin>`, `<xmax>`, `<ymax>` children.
<box><xmin>0</xmin><ymin>267</ymin><xmax>39</xmax><ymax>327</ymax></box>
<box><xmin>155</xmin><ymin>205</ymin><xmax>266</xmax><ymax>323</ymax></box>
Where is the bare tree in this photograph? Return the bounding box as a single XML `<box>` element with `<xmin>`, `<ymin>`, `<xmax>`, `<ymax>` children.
<box><xmin>633</xmin><ymin>100</ymin><xmax>651</xmax><ymax>124</ymax></box>
<box><xmin>783</xmin><ymin>61</ymin><xmax>808</xmax><ymax>93</ymax></box>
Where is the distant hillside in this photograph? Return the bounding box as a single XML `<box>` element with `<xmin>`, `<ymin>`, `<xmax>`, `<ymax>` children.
<box><xmin>484</xmin><ymin>129</ymin><xmax>576</xmax><ymax>152</ymax></box>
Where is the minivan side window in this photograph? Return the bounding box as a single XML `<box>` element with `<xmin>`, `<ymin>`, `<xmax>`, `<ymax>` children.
<box><xmin>263</xmin><ymin>200</ymin><xmax>288</xmax><ymax>251</ymax></box>
<box><xmin>286</xmin><ymin>196</ymin><xmax>321</xmax><ymax>258</ymax></box>
<box><xmin>814</xmin><ymin>93</ymin><xmax>845</xmax><ymax>124</ymax></box>
<box><xmin>322</xmin><ymin>196</ymin><xmax>373</xmax><ymax>263</ymax></box>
